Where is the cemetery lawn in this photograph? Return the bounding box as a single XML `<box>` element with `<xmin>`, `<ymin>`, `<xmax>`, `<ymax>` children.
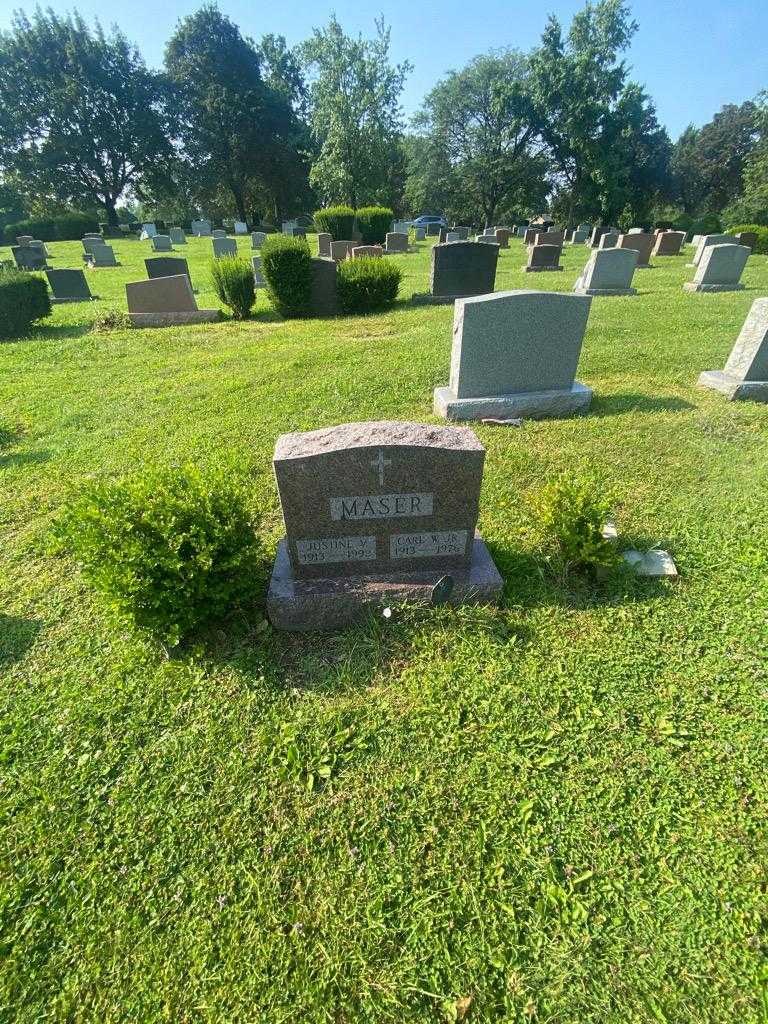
<box><xmin>2</xmin><ymin>235</ymin><xmax>768</xmax><ymax>1024</ymax></box>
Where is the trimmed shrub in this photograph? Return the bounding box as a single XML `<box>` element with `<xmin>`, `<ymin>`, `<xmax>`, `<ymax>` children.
<box><xmin>55</xmin><ymin>212</ymin><xmax>100</xmax><ymax>240</ymax></box>
<box><xmin>261</xmin><ymin>235</ymin><xmax>312</xmax><ymax>318</ymax></box>
<box><xmin>210</xmin><ymin>255</ymin><xmax>256</xmax><ymax>319</ymax></box>
<box><xmin>337</xmin><ymin>256</ymin><xmax>402</xmax><ymax>314</ymax></box>
<box><xmin>727</xmin><ymin>224</ymin><xmax>768</xmax><ymax>255</ymax></box>
<box><xmin>51</xmin><ymin>464</ymin><xmax>264</xmax><ymax>646</ymax></box>
<box><xmin>355</xmin><ymin>206</ymin><xmax>394</xmax><ymax>245</ymax></box>
<box><xmin>313</xmin><ymin>205</ymin><xmax>355</xmax><ymax>240</ymax></box>
<box><xmin>4</xmin><ymin>218</ymin><xmax>56</xmax><ymax>244</ymax></box>
<box><xmin>526</xmin><ymin>471</ymin><xmax>619</xmax><ymax>577</ymax></box>
<box><xmin>0</xmin><ymin>268</ymin><xmax>52</xmax><ymax>338</ymax></box>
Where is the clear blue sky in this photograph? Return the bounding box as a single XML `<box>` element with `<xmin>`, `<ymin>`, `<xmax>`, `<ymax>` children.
<box><xmin>1</xmin><ymin>0</ymin><xmax>766</xmax><ymax>139</ymax></box>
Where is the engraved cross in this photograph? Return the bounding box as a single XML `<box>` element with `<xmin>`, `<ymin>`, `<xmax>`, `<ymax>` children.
<box><xmin>370</xmin><ymin>449</ymin><xmax>392</xmax><ymax>487</ymax></box>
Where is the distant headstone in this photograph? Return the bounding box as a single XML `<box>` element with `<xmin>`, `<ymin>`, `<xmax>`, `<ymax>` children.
<box><xmin>445</xmin><ymin>232</ymin><xmax>460</xmax><ymax>243</ymax></box>
<box><xmin>412</xmin><ymin>240</ymin><xmax>498</xmax><ymax>305</ymax></box>
<box><xmin>589</xmin><ymin>225</ymin><xmax>614</xmax><ymax>247</ymax></box>
<box><xmin>16</xmin><ymin>234</ymin><xmax>33</xmax><ymax>245</ymax></box>
<box><xmin>252</xmin><ymin>255</ymin><xmax>265</xmax><ymax>287</ymax></box>
<box><xmin>125</xmin><ymin>275</ymin><xmax>219</xmax><ymax>327</ymax></box>
<box><xmin>282</xmin><ymin>220</ymin><xmax>298</xmax><ymax>234</ymax></box>
<box><xmin>453</xmin><ymin>227</ymin><xmax>471</xmax><ymax>240</ymax></box>
<box><xmin>577</xmin><ymin>223</ymin><xmax>592</xmax><ymax>233</ymax></box>
<box><xmin>141</xmin><ymin>223</ymin><xmax>157</xmax><ymax>238</ymax></box>
<box><xmin>683</xmin><ymin>243</ymin><xmax>749</xmax><ymax>293</ymax></box>
<box><xmin>234</xmin><ymin>220</ymin><xmax>248</xmax><ymax>235</ymax></box>
<box><xmin>434</xmin><ymin>290</ymin><xmax>593</xmax><ymax>420</ymax></box>
<box><xmin>516</xmin><ymin>226</ymin><xmax>529</xmax><ymax>238</ymax></box>
<box><xmin>145</xmin><ymin>257</ymin><xmax>192</xmax><ymax>288</ymax></box>
<box><xmin>45</xmin><ymin>268</ymin><xmax>93</xmax><ymax>303</ymax></box>
<box><xmin>698</xmin><ymin>297</ymin><xmax>768</xmax><ymax>402</ymax></box>
<box><xmin>84</xmin><ymin>243</ymin><xmax>117</xmax><ymax>268</ymax></box>
<box><xmin>426</xmin><ymin>223</ymin><xmax>442</xmax><ymax>237</ymax></box>
<box><xmin>352</xmin><ymin>245</ymin><xmax>383</xmax><ymax>257</ymax></box>
<box><xmin>266</xmin><ymin>420</ymin><xmax>503</xmax><ymax>630</ymax></box>
<box><xmin>534</xmin><ymin>230</ymin><xmax>564</xmax><ymax>246</ymax></box>
<box><xmin>597</xmin><ymin>231</ymin><xmax>620</xmax><ymax>249</ymax></box>
<box><xmin>691</xmin><ymin>233</ymin><xmax>738</xmax><ymax>267</ymax></box>
<box><xmin>574</xmin><ymin>248</ymin><xmax>638</xmax><ymax>296</ymax></box>
<box><xmin>152</xmin><ymin>235</ymin><xmax>173</xmax><ymax>252</ymax></box>
<box><xmin>570</xmin><ymin>228</ymin><xmax>589</xmax><ymax>244</ymax></box>
<box><xmin>652</xmin><ymin>231</ymin><xmax>685</xmax><ymax>256</ymax></box>
<box><xmin>494</xmin><ymin>228</ymin><xmax>511</xmax><ymax>249</ymax></box>
<box><xmin>212</xmin><ymin>229</ymin><xmax>227</xmax><ymax>239</ymax></box>
<box><xmin>392</xmin><ymin>221</ymin><xmax>410</xmax><ymax>235</ymax></box>
<box><xmin>317</xmin><ymin>232</ymin><xmax>331</xmax><ymax>256</ymax></box>
<box><xmin>385</xmin><ymin>232</ymin><xmax>408</xmax><ymax>253</ymax></box>
<box><xmin>525</xmin><ymin>244</ymin><xmax>563</xmax><ymax>272</ymax></box>
<box><xmin>170</xmin><ymin>227</ymin><xmax>187</xmax><ymax>245</ymax></box>
<box><xmin>309</xmin><ymin>257</ymin><xmax>338</xmax><ymax>316</ymax></box>
<box><xmin>735</xmin><ymin>231</ymin><xmax>758</xmax><ymax>251</ymax></box>
<box><xmin>617</xmin><ymin>231</ymin><xmax>654</xmax><ymax>267</ymax></box>
<box><xmin>627</xmin><ymin>227</ymin><xmax>644</xmax><ymax>234</ymax></box>
<box><xmin>476</xmin><ymin>234</ymin><xmax>499</xmax><ymax>245</ymax></box>
<box><xmin>12</xmin><ymin>245</ymin><xmax>47</xmax><ymax>271</ymax></box>
<box><xmin>28</xmin><ymin>240</ymin><xmax>49</xmax><ymax>257</ymax></box>
<box><xmin>191</xmin><ymin>219</ymin><xmax>212</xmax><ymax>237</ymax></box>
<box><xmin>212</xmin><ymin>237</ymin><xmax>237</xmax><ymax>259</ymax></box>
<box><xmin>414</xmin><ymin>226</ymin><xmax>426</xmax><ymax>241</ymax></box>
<box><xmin>330</xmin><ymin>240</ymin><xmax>354</xmax><ymax>262</ymax></box>
<box><xmin>252</xmin><ymin>231</ymin><xmax>267</xmax><ymax>250</ymax></box>
<box><xmin>524</xmin><ymin>228</ymin><xmax>538</xmax><ymax>244</ymax></box>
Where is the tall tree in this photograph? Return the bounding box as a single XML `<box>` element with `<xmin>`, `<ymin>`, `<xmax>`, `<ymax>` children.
<box><xmin>0</xmin><ymin>10</ymin><xmax>173</xmax><ymax>225</ymax></box>
<box><xmin>740</xmin><ymin>93</ymin><xmax>768</xmax><ymax>221</ymax></box>
<box><xmin>670</xmin><ymin>125</ymin><xmax>704</xmax><ymax>215</ymax></box>
<box><xmin>529</xmin><ymin>0</ymin><xmax>638</xmax><ymax>224</ymax></box>
<box><xmin>165</xmin><ymin>6</ymin><xmax>308</xmax><ymax>222</ymax></box>
<box><xmin>301</xmin><ymin>17</ymin><xmax>411</xmax><ymax>207</ymax></box>
<box><xmin>409</xmin><ymin>51</ymin><xmax>548</xmax><ymax>227</ymax></box>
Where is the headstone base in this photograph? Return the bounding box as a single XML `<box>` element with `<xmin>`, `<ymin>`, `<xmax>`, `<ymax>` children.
<box><xmin>267</xmin><ymin>532</ymin><xmax>503</xmax><ymax>631</ymax></box>
<box><xmin>128</xmin><ymin>310</ymin><xmax>220</xmax><ymax>327</ymax></box>
<box><xmin>433</xmin><ymin>381</ymin><xmax>592</xmax><ymax>420</ymax></box>
<box><xmin>697</xmin><ymin>370</ymin><xmax>768</xmax><ymax>402</ymax></box>
<box><xmin>522</xmin><ymin>266</ymin><xmax>563</xmax><ymax>273</ymax></box>
<box><xmin>683</xmin><ymin>282</ymin><xmax>745</xmax><ymax>293</ymax></box>
<box><xmin>50</xmin><ymin>296</ymin><xmax>96</xmax><ymax>304</ymax></box>
<box><xmin>573</xmin><ymin>286</ymin><xmax>636</xmax><ymax>296</ymax></box>
<box><xmin>411</xmin><ymin>292</ymin><xmax>489</xmax><ymax>305</ymax></box>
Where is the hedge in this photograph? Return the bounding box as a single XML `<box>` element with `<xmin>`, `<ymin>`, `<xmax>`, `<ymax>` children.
<box><xmin>337</xmin><ymin>256</ymin><xmax>402</xmax><ymax>313</ymax></box>
<box><xmin>0</xmin><ymin>268</ymin><xmax>52</xmax><ymax>338</ymax></box>
<box><xmin>355</xmin><ymin>206</ymin><xmax>394</xmax><ymax>245</ymax></box>
<box><xmin>728</xmin><ymin>224</ymin><xmax>768</xmax><ymax>255</ymax></box>
<box><xmin>3</xmin><ymin>212</ymin><xmax>100</xmax><ymax>244</ymax></box>
<box><xmin>261</xmin><ymin>235</ymin><xmax>313</xmax><ymax>318</ymax></box>
<box><xmin>313</xmin><ymin>206</ymin><xmax>356</xmax><ymax>240</ymax></box>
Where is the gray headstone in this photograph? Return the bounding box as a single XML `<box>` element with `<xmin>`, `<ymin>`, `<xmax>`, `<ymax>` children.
<box><xmin>141</xmin><ymin>223</ymin><xmax>157</xmax><ymax>238</ymax></box>
<box><xmin>266</xmin><ymin>420</ymin><xmax>503</xmax><ymax>629</ymax></box>
<box><xmin>414</xmin><ymin>227</ymin><xmax>426</xmax><ymax>241</ymax></box>
<box><xmin>252</xmin><ymin>255</ymin><xmax>265</xmax><ymax>287</ymax></box>
<box><xmin>453</xmin><ymin>227</ymin><xmax>471</xmax><ymax>240</ymax></box>
<box><xmin>698</xmin><ymin>297</ymin><xmax>768</xmax><ymax>401</ymax></box>
<box><xmin>170</xmin><ymin>227</ymin><xmax>187</xmax><ymax>245</ymax></box>
<box><xmin>525</xmin><ymin>244</ymin><xmax>563</xmax><ymax>272</ymax></box>
<box><xmin>192</xmin><ymin>219</ymin><xmax>212</xmax><ymax>237</ymax></box>
<box><xmin>45</xmin><ymin>268</ymin><xmax>92</xmax><ymax>302</ymax></box>
<box><xmin>16</xmin><ymin>234</ymin><xmax>33</xmax><ymax>245</ymax></box>
<box><xmin>476</xmin><ymin>234</ymin><xmax>499</xmax><ymax>245</ymax></box>
<box><xmin>617</xmin><ymin>232</ymin><xmax>654</xmax><ymax>267</ymax></box>
<box><xmin>126</xmin><ymin>275</ymin><xmax>198</xmax><ymax>314</ymax></box>
<box><xmin>234</xmin><ymin>220</ymin><xmax>248</xmax><ymax>235</ymax></box>
<box><xmin>426</xmin><ymin>223</ymin><xmax>442</xmax><ymax>237</ymax></box>
<box><xmin>212</xmin><ymin>237</ymin><xmax>237</xmax><ymax>259</ymax></box>
<box><xmin>385</xmin><ymin>232</ymin><xmax>408</xmax><ymax>253</ymax></box>
<box><xmin>692</xmin><ymin>234</ymin><xmax>739</xmax><ymax>267</ymax></box>
<box><xmin>11</xmin><ymin>245</ymin><xmax>47</xmax><ymax>271</ymax></box>
<box><xmin>145</xmin><ymin>257</ymin><xmax>191</xmax><ymax>286</ymax></box>
<box><xmin>534</xmin><ymin>230</ymin><xmax>564</xmax><ymax>246</ymax></box>
<box><xmin>415</xmin><ymin>241</ymin><xmax>498</xmax><ymax>302</ymax></box>
<box><xmin>352</xmin><ymin>245</ymin><xmax>383</xmax><ymax>257</ymax></box>
<box><xmin>516</xmin><ymin>226</ymin><xmax>529</xmax><ymax>237</ymax></box>
<box><xmin>652</xmin><ymin>231</ymin><xmax>685</xmax><ymax>256</ymax></box>
<box><xmin>598</xmin><ymin>231</ymin><xmax>620</xmax><ymax>249</ymax></box>
<box><xmin>434</xmin><ymin>290</ymin><xmax>593</xmax><ymax>419</ymax></box>
<box><xmin>589</xmin><ymin>226</ymin><xmax>614</xmax><ymax>247</ymax></box>
<box><xmin>212</xmin><ymin>229</ymin><xmax>227</xmax><ymax>239</ymax></box>
<box><xmin>445</xmin><ymin>232</ymin><xmax>460</xmax><ymax>243</ymax></box>
<box><xmin>309</xmin><ymin>257</ymin><xmax>338</xmax><ymax>316</ymax></box>
<box><xmin>574</xmin><ymin>248</ymin><xmax>638</xmax><ymax>295</ymax></box>
<box><xmin>494</xmin><ymin>228</ymin><xmax>511</xmax><ymax>249</ymax></box>
<box><xmin>570</xmin><ymin>229</ymin><xmax>589</xmax><ymax>244</ymax></box>
<box><xmin>330</xmin><ymin>240</ymin><xmax>353</xmax><ymax>262</ymax></box>
<box><xmin>85</xmin><ymin>243</ymin><xmax>117</xmax><ymax>267</ymax></box>
<box><xmin>683</xmin><ymin>244</ymin><xmax>749</xmax><ymax>293</ymax></box>
<box><xmin>252</xmin><ymin>231</ymin><xmax>267</xmax><ymax>250</ymax></box>
<box><xmin>317</xmin><ymin>232</ymin><xmax>331</xmax><ymax>257</ymax></box>
<box><xmin>152</xmin><ymin>235</ymin><xmax>173</xmax><ymax>252</ymax></box>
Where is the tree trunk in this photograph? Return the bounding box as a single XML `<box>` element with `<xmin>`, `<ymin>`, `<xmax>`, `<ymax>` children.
<box><xmin>103</xmin><ymin>195</ymin><xmax>119</xmax><ymax>227</ymax></box>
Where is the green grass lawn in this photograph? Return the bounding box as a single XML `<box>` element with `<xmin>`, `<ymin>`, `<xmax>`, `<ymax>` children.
<box><xmin>2</xmin><ymin>234</ymin><xmax>768</xmax><ymax>1022</ymax></box>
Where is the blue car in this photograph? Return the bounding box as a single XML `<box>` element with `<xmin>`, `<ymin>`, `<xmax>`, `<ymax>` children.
<box><xmin>412</xmin><ymin>214</ymin><xmax>449</xmax><ymax>229</ymax></box>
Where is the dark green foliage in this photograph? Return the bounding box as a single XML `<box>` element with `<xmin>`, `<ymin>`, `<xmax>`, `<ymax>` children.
<box><xmin>4</xmin><ymin>218</ymin><xmax>56</xmax><ymax>243</ymax></box>
<box><xmin>209</xmin><ymin>255</ymin><xmax>256</xmax><ymax>319</ymax></box>
<box><xmin>526</xmin><ymin>471</ymin><xmax>619</xmax><ymax>577</ymax></box>
<box><xmin>261</xmin><ymin>235</ymin><xmax>312</xmax><ymax>318</ymax></box>
<box><xmin>0</xmin><ymin>267</ymin><xmax>51</xmax><ymax>338</ymax></box>
<box><xmin>337</xmin><ymin>256</ymin><xmax>401</xmax><ymax>313</ymax></box>
<box><xmin>3</xmin><ymin>213</ymin><xmax>98</xmax><ymax>243</ymax></box>
<box><xmin>91</xmin><ymin>308</ymin><xmax>132</xmax><ymax>333</ymax></box>
<box><xmin>726</xmin><ymin>223</ymin><xmax>768</xmax><ymax>254</ymax></box>
<box><xmin>313</xmin><ymin>205</ymin><xmax>356</xmax><ymax>239</ymax></box>
<box><xmin>54</xmin><ymin>212</ymin><xmax>100</xmax><ymax>240</ymax></box>
<box><xmin>355</xmin><ymin>206</ymin><xmax>393</xmax><ymax>244</ymax></box>
<box><xmin>51</xmin><ymin>464</ymin><xmax>264</xmax><ymax>646</ymax></box>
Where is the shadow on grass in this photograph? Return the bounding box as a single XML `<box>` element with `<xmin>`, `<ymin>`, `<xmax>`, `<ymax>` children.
<box><xmin>590</xmin><ymin>393</ymin><xmax>695</xmax><ymax>417</ymax></box>
<box><xmin>0</xmin><ymin>424</ymin><xmax>51</xmax><ymax>469</ymax></box>
<box><xmin>0</xmin><ymin>614</ymin><xmax>43</xmax><ymax>668</ymax></box>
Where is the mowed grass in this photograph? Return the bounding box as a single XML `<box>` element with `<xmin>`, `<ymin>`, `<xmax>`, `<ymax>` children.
<box><xmin>1</xmin><ymin>233</ymin><xmax>768</xmax><ymax>1023</ymax></box>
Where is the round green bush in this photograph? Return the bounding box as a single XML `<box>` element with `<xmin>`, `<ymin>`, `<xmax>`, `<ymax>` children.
<box><xmin>355</xmin><ymin>206</ymin><xmax>394</xmax><ymax>245</ymax></box>
<box><xmin>337</xmin><ymin>256</ymin><xmax>402</xmax><ymax>314</ymax></box>
<box><xmin>51</xmin><ymin>464</ymin><xmax>264</xmax><ymax>646</ymax></box>
<box><xmin>261</xmin><ymin>235</ymin><xmax>312</xmax><ymax>318</ymax></box>
<box><xmin>0</xmin><ymin>268</ymin><xmax>52</xmax><ymax>338</ymax></box>
<box><xmin>210</xmin><ymin>255</ymin><xmax>256</xmax><ymax>319</ymax></box>
<box><xmin>55</xmin><ymin>212</ymin><xmax>100</xmax><ymax>240</ymax></box>
<box><xmin>313</xmin><ymin>205</ymin><xmax>355</xmax><ymax>240</ymax></box>
<box><xmin>727</xmin><ymin>224</ymin><xmax>768</xmax><ymax>255</ymax></box>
